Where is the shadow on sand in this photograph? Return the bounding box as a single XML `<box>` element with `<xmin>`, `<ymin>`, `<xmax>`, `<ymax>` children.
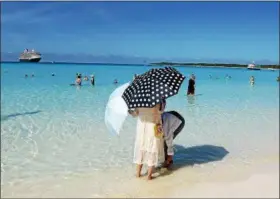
<box><xmin>154</xmin><ymin>144</ymin><xmax>229</xmax><ymax>178</ymax></box>
<box><xmin>1</xmin><ymin>110</ymin><xmax>42</xmax><ymax>121</ymax></box>
<box><xmin>171</xmin><ymin>144</ymin><xmax>229</xmax><ymax>170</ymax></box>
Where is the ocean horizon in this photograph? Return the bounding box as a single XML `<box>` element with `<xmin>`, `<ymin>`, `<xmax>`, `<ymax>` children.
<box><xmin>2</xmin><ymin>61</ymin><xmax>280</xmax><ymax>67</ymax></box>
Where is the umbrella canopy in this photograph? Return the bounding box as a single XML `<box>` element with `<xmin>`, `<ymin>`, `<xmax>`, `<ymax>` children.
<box><xmin>104</xmin><ymin>82</ymin><xmax>130</xmax><ymax>135</ymax></box>
<box><xmin>122</xmin><ymin>67</ymin><xmax>185</xmax><ymax>109</ymax></box>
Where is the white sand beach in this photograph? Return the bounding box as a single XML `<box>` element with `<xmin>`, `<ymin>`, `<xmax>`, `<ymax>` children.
<box><xmin>2</xmin><ymin>155</ymin><xmax>278</xmax><ymax>198</ymax></box>
<box><xmin>161</xmin><ymin>157</ymin><xmax>279</xmax><ymax>198</ymax></box>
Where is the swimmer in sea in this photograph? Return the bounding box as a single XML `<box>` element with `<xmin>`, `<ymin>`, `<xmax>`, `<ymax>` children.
<box><xmin>90</xmin><ymin>75</ymin><xmax>95</xmax><ymax>86</ymax></box>
<box><xmin>225</xmin><ymin>74</ymin><xmax>232</xmax><ymax>79</ymax></box>
<box><xmin>51</xmin><ymin>73</ymin><xmax>55</xmax><ymax>76</ymax></box>
<box><xmin>187</xmin><ymin>74</ymin><xmax>196</xmax><ymax>96</ymax></box>
<box><xmin>31</xmin><ymin>74</ymin><xmax>34</xmax><ymax>77</ymax></box>
<box><xmin>250</xmin><ymin>76</ymin><xmax>255</xmax><ymax>85</ymax></box>
<box><xmin>113</xmin><ymin>79</ymin><xmax>118</xmax><ymax>84</ymax></box>
<box><xmin>76</xmin><ymin>73</ymin><xmax>82</xmax><ymax>78</ymax></box>
<box><xmin>25</xmin><ymin>74</ymin><xmax>28</xmax><ymax>78</ymax></box>
<box><xmin>84</xmin><ymin>76</ymin><xmax>89</xmax><ymax>81</ymax></box>
<box><xmin>76</xmin><ymin>74</ymin><xmax>82</xmax><ymax>86</ymax></box>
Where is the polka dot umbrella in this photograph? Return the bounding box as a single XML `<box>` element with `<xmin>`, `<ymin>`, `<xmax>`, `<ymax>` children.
<box><xmin>122</xmin><ymin>67</ymin><xmax>185</xmax><ymax>109</ymax></box>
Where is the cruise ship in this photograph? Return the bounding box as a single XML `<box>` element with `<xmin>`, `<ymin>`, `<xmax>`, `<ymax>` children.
<box><xmin>19</xmin><ymin>49</ymin><xmax>41</xmax><ymax>62</ymax></box>
<box><xmin>247</xmin><ymin>62</ymin><xmax>261</xmax><ymax>70</ymax></box>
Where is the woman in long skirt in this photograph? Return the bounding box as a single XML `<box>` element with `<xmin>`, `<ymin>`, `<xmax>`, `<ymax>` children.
<box><xmin>128</xmin><ymin>103</ymin><xmax>165</xmax><ymax>180</ymax></box>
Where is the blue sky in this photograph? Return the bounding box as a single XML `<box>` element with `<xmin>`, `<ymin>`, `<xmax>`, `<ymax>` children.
<box><xmin>1</xmin><ymin>1</ymin><xmax>279</xmax><ymax>64</ymax></box>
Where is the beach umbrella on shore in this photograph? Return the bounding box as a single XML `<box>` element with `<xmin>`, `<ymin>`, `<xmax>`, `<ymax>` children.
<box><xmin>122</xmin><ymin>67</ymin><xmax>185</xmax><ymax>109</ymax></box>
<box><xmin>105</xmin><ymin>82</ymin><xmax>130</xmax><ymax>135</ymax></box>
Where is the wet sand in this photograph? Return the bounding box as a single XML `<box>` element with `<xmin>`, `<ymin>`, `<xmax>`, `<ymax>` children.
<box><xmin>2</xmin><ymin>155</ymin><xmax>278</xmax><ymax>198</ymax></box>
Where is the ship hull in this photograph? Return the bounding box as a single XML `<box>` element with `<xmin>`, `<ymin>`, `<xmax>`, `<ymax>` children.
<box><xmin>247</xmin><ymin>68</ymin><xmax>260</xmax><ymax>70</ymax></box>
<box><xmin>19</xmin><ymin>58</ymin><xmax>41</xmax><ymax>62</ymax></box>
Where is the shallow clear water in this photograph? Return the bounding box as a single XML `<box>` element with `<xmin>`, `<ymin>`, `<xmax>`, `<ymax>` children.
<box><xmin>1</xmin><ymin>63</ymin><xmax>279</xmax><ymax>192</ymax></box>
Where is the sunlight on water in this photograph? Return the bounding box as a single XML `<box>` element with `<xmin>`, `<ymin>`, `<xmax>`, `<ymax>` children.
<box><xmin>1</xmin><ymin>63</ymin><xmax>279</xmax><ymax>195</ymax></box>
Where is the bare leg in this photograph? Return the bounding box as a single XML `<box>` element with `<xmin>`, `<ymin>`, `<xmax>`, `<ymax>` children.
<box><xmin>147</xmin><ymin>166</ymin><xmax>154</xmax><ymax>180</ymax></box>
<box><xmin>136</xmin><ymin>164</ymin><xmax>143</xmax><ymax>178</ymax></box>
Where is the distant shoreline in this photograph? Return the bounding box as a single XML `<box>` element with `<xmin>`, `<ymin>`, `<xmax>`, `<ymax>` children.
<box><xmin>151</xmin><ymin>62</ymin><xmax>280</xmax><ymax>69</ymax></box>
<box><xmin>1</xmin><ymin>61</ymin><xmax>279</xmax><ymax>70</ymax></box>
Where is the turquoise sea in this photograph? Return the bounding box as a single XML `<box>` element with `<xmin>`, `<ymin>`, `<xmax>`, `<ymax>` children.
<box><xmin>1</xmin><ymin>63</ymin><xmax>279</xmax><ymax>197</ymax></box>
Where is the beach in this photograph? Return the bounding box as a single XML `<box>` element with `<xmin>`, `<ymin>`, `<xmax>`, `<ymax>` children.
<box><xmin>1</xmin><ymin>63</ymin><xmax>279</xmax><ymax>198</ymax></box>
<box><xmin>2</xmin><ymin>154</ymin><xmax>278</xmax><ymax>198</ymax></box>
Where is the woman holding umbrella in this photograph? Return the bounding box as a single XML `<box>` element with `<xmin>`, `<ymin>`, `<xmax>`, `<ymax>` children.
<box><xmin>128</xmin><ymin>101</ymin><xmax>165</xmax><ymax>180</ymax></box>
<box><xmin>123</xmin><ymin>67</ymin><xmax>185</xmax><ymax>180</ymax></box>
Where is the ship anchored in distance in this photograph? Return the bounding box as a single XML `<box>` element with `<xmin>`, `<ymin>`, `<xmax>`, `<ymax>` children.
<box><xmin>247</xmin><ymin>61</ymin><xmax>261</xmax><ymax>70</ymax></box>
<box><xmin>19</xmin><ymin>48</ymin><xmax>41</xmax><ymax>62</ymax></box>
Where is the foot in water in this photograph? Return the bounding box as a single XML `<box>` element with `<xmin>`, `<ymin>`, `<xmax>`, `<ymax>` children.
<box><xmin>163</xmin><ymin>160</ymin><xmax>174</xmax><ymax>168</ymax></box>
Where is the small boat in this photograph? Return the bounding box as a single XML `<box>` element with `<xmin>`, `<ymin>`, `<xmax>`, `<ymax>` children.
<box><xmin>247</xmin><ymin>62</ymin><xmax>261</xmax><ymax>70</ymax></box>
<box><xmin>267</xmin><ymin>68</ymin><xmax>275</xmax><ymax>71</ymax></box>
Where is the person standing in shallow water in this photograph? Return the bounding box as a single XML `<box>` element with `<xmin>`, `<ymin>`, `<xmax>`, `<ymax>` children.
<box><xmin>187</xmin><ymin>74</ymin><xmax>196</xmax><ymax>96</ymax></box>
<box><xmin>83</xmin><ymin>76</ymin><xmax>89</xmax><ymax>81</ymax></box>
<box><xmin>128</xmin><ymin>101</ymin><xmax>165</xmax><ymax>180</ymax></box>
<box><xmin>250</xmin><ymin>76</ymin><xmax>255</xmax><ymax>85</ymax></box>
<box><xmin>90</xmin><ymin>75</ymin><xmax>95</xmax><ymax>86</ymax></box>
<box><xmin>75</xmin><ymin>73</ymin><xmax>82</xmax><ymax>86</ymax></box>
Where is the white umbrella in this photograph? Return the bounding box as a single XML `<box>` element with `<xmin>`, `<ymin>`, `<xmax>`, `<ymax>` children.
<box><xmin>104</xmin><ymin>82</ymin><xmax>130</xmax><ymax>135</ymax></box>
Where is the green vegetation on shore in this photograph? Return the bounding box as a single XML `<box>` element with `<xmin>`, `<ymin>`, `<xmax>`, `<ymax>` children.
<box><xmin>151</xmin><ymin>62</ymin><xmax>280</xmax><ymax>69</ymax></box>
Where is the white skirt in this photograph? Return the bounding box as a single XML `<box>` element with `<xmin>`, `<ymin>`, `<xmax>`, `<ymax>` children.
<box><xmin>133</xmin><ymin>118</ymin><xmax>165</xmax><ymax>167</ymax></box>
